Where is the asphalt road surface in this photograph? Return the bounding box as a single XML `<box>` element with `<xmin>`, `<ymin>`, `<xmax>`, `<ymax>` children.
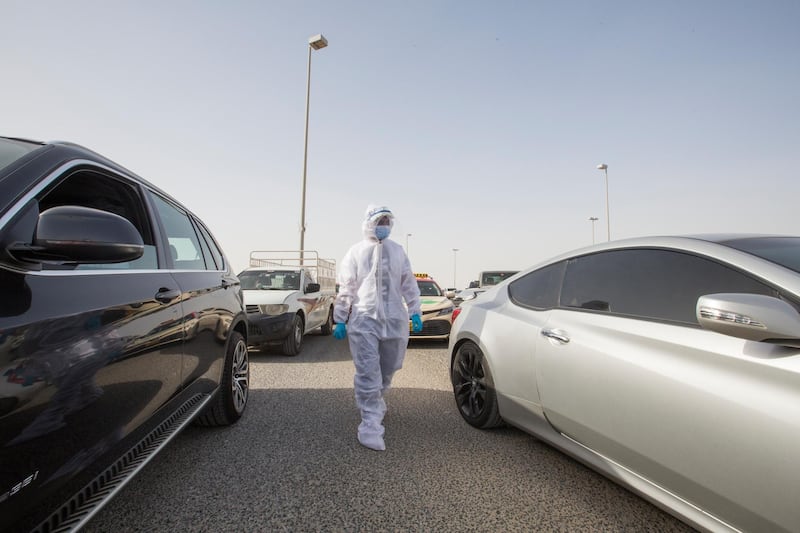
<box><xmin>83</xmin><ymin>333</ymin><xmax>695</xmax><ymax>532</ymax></box>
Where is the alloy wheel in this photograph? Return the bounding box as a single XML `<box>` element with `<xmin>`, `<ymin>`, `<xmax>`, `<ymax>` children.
<box><xmin>453</xmin><ymin>343</ymin><xmax>488</xmax><ymax>419</ymax></box>
<box><xmin>231</xmin><ymin>338</ymin><xmax>249</xmax><ymax>414</ymax></box>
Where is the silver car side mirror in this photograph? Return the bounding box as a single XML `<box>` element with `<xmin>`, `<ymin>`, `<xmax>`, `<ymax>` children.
<box><xmin>697</xmin><ymin>293</ymin><xmax>800</xmax><ymax>348</ymax></box>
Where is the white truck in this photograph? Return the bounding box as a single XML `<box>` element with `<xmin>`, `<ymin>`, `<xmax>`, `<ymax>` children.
<box><xmin>237</xmin><ymin>250</ymin><xmax>337</xmax><ymax>355</ymax></box>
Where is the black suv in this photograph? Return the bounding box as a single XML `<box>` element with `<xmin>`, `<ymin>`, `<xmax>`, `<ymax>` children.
<box><xmin>0</xmin><ymin>137</ymin><xmax>250</xmax><ymax>532</ymax></box>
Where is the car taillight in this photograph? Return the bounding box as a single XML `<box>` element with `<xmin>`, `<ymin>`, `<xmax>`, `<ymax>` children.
<box><xmin>452</xmin><ymin>307</ymin><xmax>462</xmax><ymax>322</ymax></box>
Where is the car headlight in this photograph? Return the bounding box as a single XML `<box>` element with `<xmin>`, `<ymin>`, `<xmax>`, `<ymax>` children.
<box><xmin>259</xmin><ymin>304</ymin><xmax>289</xmax><ymax>315</ymax></box>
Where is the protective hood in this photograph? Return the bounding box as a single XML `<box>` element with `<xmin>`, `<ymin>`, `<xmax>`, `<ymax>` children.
<box><xmin>362</xmin><ymin>204</ymin><xmax>395</xmax><ymax>241</ymax></box>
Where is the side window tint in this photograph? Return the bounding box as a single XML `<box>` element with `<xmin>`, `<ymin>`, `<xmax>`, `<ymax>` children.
<box><xmin>148</xmin><ymin>192</ymin><xmax>206</xmax><ymax>270</ymax></box>
<box><xmin>508</xmin><ymin>261</ymin><xmax>565</xmax><ymax>309</ymax></box>
<box><xmin>561</xmin><ymin>249</ymin><xmax>776</xmax><ymax>324</ymax></box>
<box><xmin>194</xmin><ymin>218</ymin><xmax>224</xmax><ymax>271</ymax></box>
<box><xmin>38</xmin><ymin>169</ymin><xmax>157</xmax><ymax>270</ymax></box>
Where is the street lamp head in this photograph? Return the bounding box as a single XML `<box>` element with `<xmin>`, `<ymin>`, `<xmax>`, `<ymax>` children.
<box><xmin>596</xmin><ymin>163</ymin><xmax>608</xmax><ymax>170</ymax></box>
<box><xmin>309</xmin><ymin>34</ymin><xmax>328</xmax><ymax>50</ymax></box>
<box><xmin>589</xmin><ymin>217</ymin><xmax>598</xmax><ymax>221</ymax></box>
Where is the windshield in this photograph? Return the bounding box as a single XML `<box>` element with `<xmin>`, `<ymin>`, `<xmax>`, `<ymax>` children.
<box><xmin>417</xmin><ymin>280</ymin><xmax>442</xmax><ymax>297</ymax></box>
<box><xmin>721</xmin><ymin>237</ymin><xmax>800</xmax><ymax>274</ymax></box>
<box><xmin>480</xmin><ymin>271</ymin><xmax>518</xmax><ymax>286</ymax></box>
<box><xmin>238</xmin><ymin>270</ymin><xmax>301</xmax><ymax>290</ymax></box>
<box><xmin>0</xmin><ymin>137</ymin><xmax>40</xmax><ymax>174</ymax></box>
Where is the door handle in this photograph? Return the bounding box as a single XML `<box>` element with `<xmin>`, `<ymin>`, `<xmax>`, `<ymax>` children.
<box><xmin>155</xmin><ymin>288</ymin><xmax>181</xmax><ymax>304</ymax></box>
<box><xmin>541</xmin><ymin>328</ymin><xmax>570</xmax><ymax>344</ymax></box>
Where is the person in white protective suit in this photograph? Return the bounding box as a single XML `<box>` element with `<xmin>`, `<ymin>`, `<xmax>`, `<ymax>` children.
<box><xmin>333</xmin><ymin>205</ymin><xmax>422</xmax><ymax>451</ymax></box>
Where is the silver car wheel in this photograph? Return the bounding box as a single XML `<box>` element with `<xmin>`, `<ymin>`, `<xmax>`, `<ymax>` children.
<box><xmin>452</xmin><ymin>341</ymin><xmax>502</xmax><ymax>428</ymax></box>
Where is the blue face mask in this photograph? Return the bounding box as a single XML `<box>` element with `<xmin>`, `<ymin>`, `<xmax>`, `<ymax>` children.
<box><xmin>375</xmin><ymin>226</ymin><xmax>391</xmax><ymax>241</ymax></box>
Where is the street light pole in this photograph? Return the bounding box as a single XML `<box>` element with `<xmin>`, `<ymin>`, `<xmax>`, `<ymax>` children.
<box><xmin>589</xmin><ymin>217</ymin><xmax>598</xmax><ymax>244</ymax></box>
<box><xmin>406</xmin><ymin>233</ymin><xmax>412</xmax><ymax>258</ymax></box>
<box><xmin>452</xmin><ymin>248</ymin><xmax>459</xmax><ymax>289</ymax></box>
<box><xmin>299</xmin><ymin>34</ymin><xmax>328</xmax><ymax>263</ymax></box>
<box><xmin>596</xmin><ymin>163</ymin><xmax>610</xmax><ymax>241</ymax></box>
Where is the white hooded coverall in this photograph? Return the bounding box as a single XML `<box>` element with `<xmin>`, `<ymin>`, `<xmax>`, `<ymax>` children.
<box><xmin>334</xmin><ymin>205</ymin><xmax>421</xmax><ymax>450</ymax></box>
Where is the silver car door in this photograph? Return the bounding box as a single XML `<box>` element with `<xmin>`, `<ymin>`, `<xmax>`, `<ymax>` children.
<box><xmin>536</xmin><ymin>249</ymin><xmax>800</xmax><ymax>532</ymax></box>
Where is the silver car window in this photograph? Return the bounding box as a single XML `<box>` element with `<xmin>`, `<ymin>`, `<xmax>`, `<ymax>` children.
<box><xmin>560</xmin><ymin>249</ymin><xmax>777</xmax><ymax>325</ymax></box>
<box><xmin>721</xmin><ymin>237</ymin><xmax>800</xmax><ymax>274</ymax></box>
<box><xmin>508</xmin><ymin>261</ymin><xmax>565</xmax><ymax>310</ymax></box>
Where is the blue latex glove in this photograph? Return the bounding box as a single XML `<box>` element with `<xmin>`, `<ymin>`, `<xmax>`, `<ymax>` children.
<box><xmin>411</xmin><ymin>314</ymin><xmax>423</xmax><ymax>333</ymax></box>
<box><xmin>333</xmin><ymin>323</ymin><xmax>347</xmax><ymax>339</ymax></box>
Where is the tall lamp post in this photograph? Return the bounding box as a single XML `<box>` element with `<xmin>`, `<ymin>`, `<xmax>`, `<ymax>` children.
<box><xmin>452</xmin><ymin>248</ymin><xmax>459</xmax><ymax>289</ymax></box>
<box><xmin>589</xmin><ymin>216</ymin><xmax>598</xmax><ymax>244</ymax></box>
<box><xmin>596</xmin><ymin>163</ymin><xmax>610</xmax><ymax>241</ymax></box>
<box><xmin>299</xmin><ymin>34</ymin><xmax>328</xmax><ymax>263</ymax></box>
<box><xmin>406</xmin><ymin>233</ymin><xmax>412</xmax><ymax>258</ymax></box>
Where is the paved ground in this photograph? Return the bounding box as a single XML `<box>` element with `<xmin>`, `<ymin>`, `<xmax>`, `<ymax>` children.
<box><xmin>84</xmin><ymin>334</ymin><xmax>695</xmax><ymax>532</ymax></box>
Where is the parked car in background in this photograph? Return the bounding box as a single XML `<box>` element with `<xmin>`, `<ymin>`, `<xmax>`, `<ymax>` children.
<box><xmin>477</xmin><ymin>270</ymin><xmax>518</xmax><ymax>288</ymax></box>
<box><xmin>410</xmin><ymin>274</ymin><xmax>454</xmax><ymax>340</ymax></box>
<box><xmin>239</xmin><ymin>250</ymin><xmax>336</xmax><ymax>355</ymax></box>
<box><xmin>449</xmin><ymin>235</ymin><xmax>800</xmax><ymax>533</ymax></box>
<box><xmin>0</xmin><ymin>136</ymin><xmax>250</xmax><ymax>532</ymax></box>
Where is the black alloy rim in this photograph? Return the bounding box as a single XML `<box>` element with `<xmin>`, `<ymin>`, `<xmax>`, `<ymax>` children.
<box><xmin>453</xmin><ymin>344</ymin><xmax>488</xmax><ymax>419</ymax></box>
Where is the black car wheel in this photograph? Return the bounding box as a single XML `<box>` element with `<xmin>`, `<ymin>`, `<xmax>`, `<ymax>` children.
<box><xmin>195</xmin><ymin>330</ymin><xmax>249</xmax><ymax>426</ymax></box>
<box><xmin>282</xmin><ymin>314</ymin><xmax>303</xmax><ymax>355</ymax></box>
<box><xmin>451</xmin><ymin>340</ymin><xmax>502</xmax><ymax>429</ymax></box>
<box><xmin>320</xmin><ymin>306</ymin><xmax>333</xmax><ymax>336</ymax></box>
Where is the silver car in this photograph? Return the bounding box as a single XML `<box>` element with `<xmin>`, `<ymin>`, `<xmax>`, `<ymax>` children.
<box><xmin>448</xmin><ymin>235</ymin><xmax>800</xmax><ymax>533</ymax></box>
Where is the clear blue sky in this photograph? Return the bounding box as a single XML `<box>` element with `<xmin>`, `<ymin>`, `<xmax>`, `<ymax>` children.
<box><xmin>5</xmin><ymin>1</ymin><xmax>799</xmax><ymax>288</ymax></box>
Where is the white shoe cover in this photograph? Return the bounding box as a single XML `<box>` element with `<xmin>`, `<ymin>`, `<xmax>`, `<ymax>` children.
<box><xmin>358</xmin><ymin>431</ymin><xmax>386</xmax><ymax>451</ymax></box>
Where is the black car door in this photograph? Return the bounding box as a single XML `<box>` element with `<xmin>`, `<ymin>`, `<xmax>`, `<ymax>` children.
<box><xmin>145</xmin><ymin>191</ymin><xmax>240</xmax><ymax>397</ymax></box>
<box><xmin>0</xmin><ymin>165</ymin><xmax>185</xmax><ymax>529</ymax></box>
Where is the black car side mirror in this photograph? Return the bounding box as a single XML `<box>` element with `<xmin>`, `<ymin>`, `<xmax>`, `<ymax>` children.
<box><xmin>7</xmin><ymin>205</ymin><xmax>144</xmax><ymax>265</ymax></box>
<box><xmin>305</xmin><ymin>282</ymin><xmax>320</xmax><ymax>293</ymax></box>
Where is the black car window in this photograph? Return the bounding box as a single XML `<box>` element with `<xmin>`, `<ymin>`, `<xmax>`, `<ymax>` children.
<box><xmin>148</xmin><ymin>192</ymin><xmax>207</xmax><ymax>270</ymax></box>
<box><xmin>38</xmin><ymin>169</ymin><xmax>157</xmax><ymax>270</ymax></box>
<box><xmin>560</xmin><ymin>249</ymin><xmax>777</xmax><ymax>325</ymax></box>
<box><xmin>194</xmin><ymin>218</ymin><xmax>225</xmax><ymax>271</ymax></box>
<box><xmin>508</xmin><ymin>261</ymin><xmax>565</xmax><ymax>310</ymax></box>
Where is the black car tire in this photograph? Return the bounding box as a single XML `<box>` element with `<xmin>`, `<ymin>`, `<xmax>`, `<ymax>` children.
<box><xmin>451</xmin><ymin>340</ymin><xmax>502</xmax><ymax>429</ymax></box>
<box><xmin>195</xmin><ymin>330</ymin><xmax>249</xmax><ymax>426</ymax></box>
<box><xmin>320</xmin><ymin>306</ymin><xmax>333</xmax><ymax>336</ymax></box>
<box><xmin>282</xmin><ymin>314</ymin><xmax>303</xmax><ymax>355</ymax></box>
